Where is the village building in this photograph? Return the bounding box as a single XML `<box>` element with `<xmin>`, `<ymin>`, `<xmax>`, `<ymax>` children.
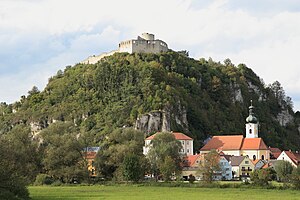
<box><xmin>269</xmin><ymin>147</ymin><xmax>282</xmax><ymax>160</ymax></box>
<box><xmin>200</xmin><ymin>102</ymin><xmax>270</xmax><ymax>161</ymax></box>
<box><xmin>143</xmin><ymin>132</ymin><xmax>193</xmax><ymax>156</ymax></box>
<box><xmin>83</xmin><ymin>147</ymin><xmax>100</xmax><ymax>177</ymax></box>
<box><xmin>252</xmin><ymin>159</ymin><xmax>266</xmax><ymax>170</ymax></box>
<box><xmin>230</xmin><ymin>156</ymin><xmax>254</xmax><ymax>179</ymax></box>
<box><xmin>277</xmin><ymin>150</ymin><xmax>300</xmax><ymax>168</ymax></box>
<box><xmin>182</xmin><ymin>153</ymin><xmax>232</xmax><ymax>181</ymax></box>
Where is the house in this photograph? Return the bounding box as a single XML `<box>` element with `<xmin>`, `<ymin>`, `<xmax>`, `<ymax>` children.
<box><xmin>269</xmin><ymin>147</ymin><xmax>282</xmax><ymax>160</ymax></box>
<box><xmin>143</xmin><ymin>132</ymin><xmax>193</xmax><ymax>155</ymax></box>
<box><xmin>218</xmin><ymin>155</ymin><xmax>232</xmax><ymax>180</ymax></box>
<box><xmin>230</xmin><ymin>156</ymin><xmax>254</xmax><ymax>180</ymax></box>
<box><xmin>251</xmin><ymin>159</ymin><xmax>265</xmax><ymax>170</ymax></box>
<box><xmin>182</xmin><ymin>154</ymin><xmax>202</xmax><ymax>180</ymax></box>
<box><xmin>200</xmin><ymin>103</ymin><xmax>270</xmax><ymax>161</ymax></box>
<box><xmin>83</xmin><ymin>147</ymin><xmax>100</xmax><ymax>177</ymax></box>
<box><xmin>182</xmin><ymin>153</ymin><xmax>232</xmax><ymax>181</ymax></box>
<box><xmin>277</xmin><ymin>150</ymin><xmax>300</xmax><ymax>168</ymax></box>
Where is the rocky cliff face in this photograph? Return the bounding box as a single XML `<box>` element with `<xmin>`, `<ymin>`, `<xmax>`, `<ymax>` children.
<box><xmin>135</xmin><ymin>104</ymin><xmax>188</xmax><ymax>134</ymax></box>
<box><xmin>276</xmin><ymin>109</ymin><xmax>294</xmax><ymax>126</ymax></box>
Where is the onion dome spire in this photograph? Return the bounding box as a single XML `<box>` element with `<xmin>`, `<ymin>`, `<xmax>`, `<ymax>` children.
<box><xmin>246</xmin><ymin>100</ymin><xmax>258</xmax><ymax>123</ymax></box>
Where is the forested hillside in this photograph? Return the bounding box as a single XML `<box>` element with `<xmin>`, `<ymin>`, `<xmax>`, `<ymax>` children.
<box><xmin>0</xmin><ymin>51</ymin><xmax>300</xmax><ymax>150</ymax></box>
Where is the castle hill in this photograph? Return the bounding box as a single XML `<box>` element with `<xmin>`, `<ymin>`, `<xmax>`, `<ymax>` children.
<box><xmin>1</xmin><ymin>1</ymin><xmax>300</xmax><ymax>199</ymax></box>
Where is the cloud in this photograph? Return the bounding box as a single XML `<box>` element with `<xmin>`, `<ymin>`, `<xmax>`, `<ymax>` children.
<box><xmin>0</xmin><ymin>0</ymin><xmax>300</xmax><ymax>111</ymax></box>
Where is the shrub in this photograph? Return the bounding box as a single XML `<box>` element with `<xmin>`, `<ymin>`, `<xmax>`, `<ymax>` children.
<box><xmin>188</xmin><ymin>174</ymin><xmax>196</xmax><ymax>183</ymax></box>
<box><xmin>51</xmin><ymin>180</ymin><xmax>63</xmax><ymax>186</ymax></box>
<box><xmin>250</xmin><ymin>169</ymin><xmax>270</xmax><ymax>186</ymax></box>
<box><xmin>291</xmin><ymin>166</ymin><xmax>300</xmax><ymax>189</ymax></box>
<box><xmin>34</xmin><ymin>174</ymin><xmax>54</xmax><ymax>185</ymax></box>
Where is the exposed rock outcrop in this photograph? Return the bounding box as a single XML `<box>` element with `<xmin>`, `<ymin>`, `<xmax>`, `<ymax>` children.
<box><xmin>230</xmin><ymin>82</ymin><xmax>243</xmax><ymax>103</ymax></box>
<box><xmin>135</xmin><ymin>104</ymin><xmax>188</xmax><ymax>134</ymax></box>
<box><xmin>276</xmin><ymin>109</ymin><xmax>294</xmax><ymax>126</ymax></box>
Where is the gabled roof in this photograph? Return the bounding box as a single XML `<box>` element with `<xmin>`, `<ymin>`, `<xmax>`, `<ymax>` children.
<box><xmin>269</xmin><ymin>147</ymin><xmax>281</xmax><ymax>153</ymax></box>
<box><xmin>241</xmin><ymin>138</ymin><xmax>268</xmax><ymax>150</ymax></box>
<box><xmin>146</xmin><ymin>132</ymin><xmax>193</xmax><ymax>140</ymax></box>
<box><xmin>283</xmin><ymin>151</ymin><xmax>300</xmax><ymax>166</ymax></box>
<box><xmin>221</xmin><ymin>154</ymin><xmax>232</xmax><ymax>162</ymax></box>
<box><xmin>230</xmin><ymin>156</ymin><xmax>245</xmax><ymax>166</ymax></box>
<box><xmin>200</xmin><ymin>135</ymin><xmax>244</xmax><ymax>151</ymax></box>
<box><xmin>251</xmin><ymin>159</ymin><xmax>261</xmax><ymax>165</ymax></box>
<box><xmin>183</xmin><ymin>154</ymin><xmax>201</xmax><ymax>167</ymax></box>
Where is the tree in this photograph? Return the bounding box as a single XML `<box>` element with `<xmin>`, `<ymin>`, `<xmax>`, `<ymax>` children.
<box><xmin>274</xmin><ymin>160</ymin><xmax>294</xmax><ymax>182</ymax></box>
<box><xmin>95</xmin><ymin>128</ymin><xmax>145</xmax><ymax>180</ymax></box>
<box><xmin>3</xmin><ymin>125</ymin><xmax>41</xmax><ymax>183</ymax></box>
<box><xmin>0</xmin><ymin>137</ymin><xmax>30</xmax><ymax>200</ymax></box>
<box><xmin>122</xmin><ymin>154</ymin><xmax>145</xmax><ymax>182</ymax></box>
<box><xmin>41</xmin><ymin>122</ymin><xmax>89</xmax><ymax>183</ymax></box>
<box><xmin>198</xmin><ymin>150</ymin><xmax>221</xmax><ymax>183</ymax></box>
<box><xmin>291</xmin><ymin>166</ymin><xmax>300</xmax><ymax>189</ymax></box>
<box><xmin>250</xmin><ymin>169</ymin><xmax>271</xmax><ymax>186</ymax></box>
<box><xmin>159</xmin><ymin>156</ymin><xmax>177</xmax><ymax>181</ymax></box>
<box><xmin>147</xmin><ymin>132</ymin><xmax>182</xmax><ymax>181</ymax></box>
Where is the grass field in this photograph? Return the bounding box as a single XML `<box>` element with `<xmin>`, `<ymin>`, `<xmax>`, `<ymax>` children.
<box><xmin>29</xmin><ymin>185</ymin><xmax>300</xmax><ymax>200</ymax></box>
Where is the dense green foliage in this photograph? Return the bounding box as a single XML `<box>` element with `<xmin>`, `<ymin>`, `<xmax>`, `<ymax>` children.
<box><xmin>291</xmin><ymin>166</ymin><xmax>300</xmax><ymax>189</ymax></box>
<box><xmin>198</xmin><ymin>150</ymin><xmax>221</xmax><ymax>183</ymax></box>
<box><xmin>0</xmin><ymin>134</ymin><xmax>32</xmax><ymax>200</ymax></box>
<box><xmin>1</xmin><ymin>49</ymin><xmax>300</xmax><ymax>197</ymax></box>
<box><xmin>122</xmin><ymin>154</ymin><xmax>145</xmax><ymax>182</ymax></box>
<box><xmin>95</xmin><ymin>128</ymin><xmax>145</xmax><ymax>180</ymax></box>
<box><xmin>250</xmin><ymin>169</ymin><xmax>272</xmax><ymax>186</ymax></box>
<box><xmin>1</xmin><ymin>51</ymin><xmax>299</xmax><ymax>151</ymax></box>
<box><xmin>147</xmin><ymin>132</ymin><xmax>182</xmax><ymax>181</ymax></box>
<box><xmin>274</xmin><ymin>160</ymin><xmax>294</xmax><ymax>182</ymax></box>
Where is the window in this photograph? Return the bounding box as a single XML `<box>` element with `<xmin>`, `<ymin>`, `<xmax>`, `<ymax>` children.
<box><xmin>253</xmin><ymin>155</ymin><xmax>256</xmax><ymax>161</ymax></box>
<box><xmin>245</xmin><ymin>161</ymin><xmax>249</xmax><ymax>164</ymax></box>
<box><xmin>187</xmin><ymin>141</ymin><xmax>189</xmax><ymax>145</ymax></box>
<box><xmin>182</xmin><ymin>141</ymin><xmax>185</xmax><ymax>145</ymax></box>
<box><xmin>187</xmin><ymin>149</ymin><xmax>190</xmax><ymax>153</ymax></box>
<box><xmin>249</xmin><ymin>129</ymin><xmax>252</xmax><ymax>134</ymax></box>
<box><xmin>261</xmin><ymin>155</ymin><xmax>265</xmax><ymax>160</ymax></box>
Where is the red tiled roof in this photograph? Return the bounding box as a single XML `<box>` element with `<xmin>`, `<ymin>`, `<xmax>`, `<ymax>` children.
<box><xmin>272</xmin><ymin>152</ymin><xmax>281</xmax><ymax>159</ymax></box>
<box><xmin>269</xmin><ymin>147</ymin><xmax>281</xmax><ymax>153</ymax></box>
<box><xmin>84</xmin><ymin>151</ymin><xmax>97</xmax><ymax>159</ymax></box>
<box><xmin>284</xmin><ymin>151</ymin><xmax>300</xmax><ymax>165</ymax></box>
<box><xmin>241</xmin><ymin>138</ymin><xmax>268</xmax><ymax>150</ymax></box>
<box><xmin>269</xmin><ymin>147</ymin><xmax>282</xmax><ymax>159</ymax></box>
<box><xmin>262</xmin><ymin>163</ymin><xmax>270</xmax><ymax>169</ymax></box>
<box><xmin>183</xmin><ymin>154</ymin><xmax>201</xmax><ymax>167</ymax></box>
<box><xmin>200</xmin><ymin>135</ymin><xmax>244</xmax><ymax>151</ymax></box>
<box><xmin>251</xmin><ymin>159</ymin><xmax>261</xmax><ymax>165</ymax></box>
<box><xmin>146</xmin><ymin>132</ymin><xmax>193</xmax><ymax>140</ymax></box>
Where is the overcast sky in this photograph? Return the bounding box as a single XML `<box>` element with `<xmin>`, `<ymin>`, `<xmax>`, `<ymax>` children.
<box><xmin>1</xmin><ymin>0</ymin><xmax>300</xmax><ymax>111</ymax></box>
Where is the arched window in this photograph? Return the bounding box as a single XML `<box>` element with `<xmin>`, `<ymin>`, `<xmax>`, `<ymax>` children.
<box><xmin>261</xmin><ymin>155</ymin><xmax>265</xmax><ymax>160</ymax></box>
<box><xmin>253</xmin><ymin>155</ymin><xmax>256</xmax><ymax>161</ymax></box>
<box><xmin>249</xmin><ymin>129</ymin><xmax>252</xmax><ymax>134</ymax></box>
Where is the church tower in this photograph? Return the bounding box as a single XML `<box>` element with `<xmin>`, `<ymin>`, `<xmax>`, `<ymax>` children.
<box><xmin>245</xmin><ymin>100</ymin><xmax>258</xmax><ymax>138</ymax></box>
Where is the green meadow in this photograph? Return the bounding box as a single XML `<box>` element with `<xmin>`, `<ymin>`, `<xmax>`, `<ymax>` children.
<box><xmin>29</xmin><ymin>185</ymin><xmax>300</xmax><ymax>200</ymax></box>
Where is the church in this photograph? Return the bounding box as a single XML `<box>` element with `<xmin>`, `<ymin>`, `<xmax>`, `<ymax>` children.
<box><xmin>200</xmin><ymin>102</ymin><xmax>270</xmax><ymax>161</ymax></box>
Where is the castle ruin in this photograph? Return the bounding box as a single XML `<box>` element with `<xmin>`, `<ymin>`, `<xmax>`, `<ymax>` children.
<box><xmin>81</xmin><ymin>33</ymin><xmax>168</xmax><ymax>64</ymax></box>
